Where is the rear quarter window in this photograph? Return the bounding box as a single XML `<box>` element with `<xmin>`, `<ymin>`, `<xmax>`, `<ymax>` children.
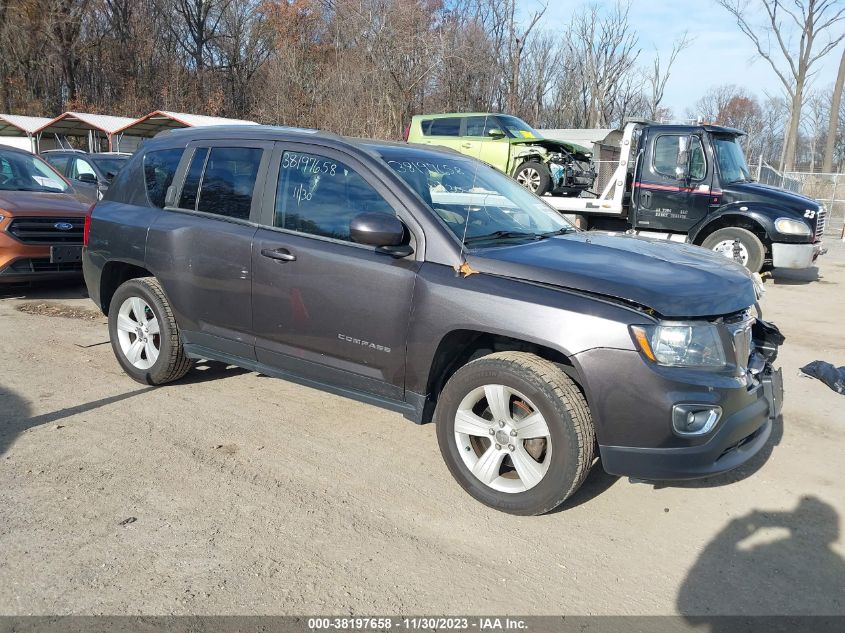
<box><xmin>144</xmin><ymin>148</ymin><xmax>184</xmax><ymax>208</ymax></box>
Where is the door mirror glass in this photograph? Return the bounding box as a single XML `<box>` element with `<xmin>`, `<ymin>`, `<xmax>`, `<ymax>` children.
<box><xmin>77</xmin><ymin>172</ymin><xmax>97</xmax><ymax>184</ymax></box>
<box><xmin>350</xmin><ymin>212</ymin><xmax>406</xmax><ymax>247</ymax></box>
<box><xmin>487</xmin><ymin>128</ymin><xmax>505</xmax><ymax>139</ymax></box>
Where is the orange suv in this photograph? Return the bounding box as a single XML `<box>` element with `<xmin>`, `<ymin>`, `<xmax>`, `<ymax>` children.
<box><xmin>0</xmin><ymin>146</ymin><xmax>88</xmax><ymax>283</ymax></box>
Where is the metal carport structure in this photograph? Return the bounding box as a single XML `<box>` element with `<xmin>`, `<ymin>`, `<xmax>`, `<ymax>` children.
<box><xmin>33</xmin><ymin>112</ymin><xmax>137</xmax><ymax>153</ymax></box>
<box><xmin>113</xmin><ymin>110</ymin><xmax>256</xmax><ymax>138</ymax></box>
<box><xmin>0</xmin><ymin>114</ymin><xmax>52</xmax><ymax>152</ymax></box>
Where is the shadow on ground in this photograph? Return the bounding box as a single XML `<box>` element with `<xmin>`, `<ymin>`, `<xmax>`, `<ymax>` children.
<box><xmin>0</xmin><ymin>383</ymin><xmax>153</xmax><ymax>458</ymax></box>
<box><xmin>0</xmin><ymin>362</ymin><xmax>248</xmax><ymax>457</ymax></box>
<box><xmin>770</xmin><ymin>266</ymin><xmax>821</xmax><ymax>285</ymax></box>
<box><xmin>678</xmin><ymin>496</ymin><xmax>845</xmax><ymax>619</ymax></box>
<box><xmin>0</xmin><ymin>280</ymin><xmax>88</xmax><ymax>300</ymax></box>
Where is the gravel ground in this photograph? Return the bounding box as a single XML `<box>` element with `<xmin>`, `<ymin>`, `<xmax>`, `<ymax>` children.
<box><xmin>0</xmin><ymin>242</ymin><xmax>843</xmax><ymax>617</ymax></box>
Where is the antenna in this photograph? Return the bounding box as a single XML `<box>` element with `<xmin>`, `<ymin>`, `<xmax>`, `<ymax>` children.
<box><xmin>457</xmin><ymin>114</ymin><xmax>489</xmax><ymax>270</ymax></box>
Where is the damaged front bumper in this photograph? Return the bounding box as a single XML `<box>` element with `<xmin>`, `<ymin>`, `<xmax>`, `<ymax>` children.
<box><xmin>549</xmin><ymin>160</ymin><xmax>596</xmax><ymax>193</ymax></box>
<box><xmin>771</xmin><ymin>241</ymin><xmax>826</xmax><ymax>269</ymax></box>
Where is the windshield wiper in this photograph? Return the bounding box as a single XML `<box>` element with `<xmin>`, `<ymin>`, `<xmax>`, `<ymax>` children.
<box><xmin>464</xmin><ymin>230</ymin><xmax>539</xmax><ymax>244</ymax></box>
<box><xmin>536</xmin><ymin>227</ymin><xmax>574</xmax><ymax>238</ymax></box>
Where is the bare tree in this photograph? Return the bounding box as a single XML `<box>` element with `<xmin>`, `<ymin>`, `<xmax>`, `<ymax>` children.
<box><xmin>567</xmin><ymin>1</ymin><xmax>640</xmax><ymax>127</ymax></box>
<box><xmin>504</xmin><ymin>0</ymin><xmax>547</xmax><ymax>114</ymax></box>
<box><xmin>717</xmin><ymin>0</ymin><xmax>845</xmax><ymax>171</ymax></box>
<box><xmin>646</xmin><ymin>32</ymin><xmax>692</xmax><ymax>120</ymax></box>
<box><xmin>823</xmin><ymin>45</ymin><xmax>845</xmax><ymax>171</ymax></box>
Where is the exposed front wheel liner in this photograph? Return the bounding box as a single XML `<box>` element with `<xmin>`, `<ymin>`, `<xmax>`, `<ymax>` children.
<box><xmin>514</xmin><ymin>161</ymin><xmax>552</xmax><ymax>196</ymax></box>
<box><xmin>701</xmin><ymin>227</ymin><xmax>766</xmax><ymax>273</ymax></box>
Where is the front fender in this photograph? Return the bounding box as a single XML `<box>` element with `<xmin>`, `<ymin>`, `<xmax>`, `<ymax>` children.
<box><xmin>689</xmin><ymin>202</ymin><xmax>809</xmax><ymax>244</ymax></box>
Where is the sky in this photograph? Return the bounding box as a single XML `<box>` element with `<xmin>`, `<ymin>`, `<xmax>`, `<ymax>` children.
<box><xmin>528</xmin><ymin>0</ymin><xmax>843</xmax><ymax>117</ymax></box>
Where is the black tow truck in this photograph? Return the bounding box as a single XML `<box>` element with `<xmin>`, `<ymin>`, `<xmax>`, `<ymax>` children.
<box><xmin>546</xmin><ymin>121</ymin><xmax>828</xmax><ymax>273</ymax></box>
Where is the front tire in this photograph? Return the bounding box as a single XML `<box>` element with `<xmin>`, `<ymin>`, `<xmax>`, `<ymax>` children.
<box><xmin>514</xmin><ymin>161</ymin><xmax>552</xmax><ymax>196</ymax></box>
<box><xmin>435</xmin><ymin>352</ymin><xmax>595</xmax><ymax>515</ymax></box>
<box><xmin>108</xmin><ymin>277</ymin><xmax>191</xmax><ymax>385</ymax></box>
<box><xmin>701</xmin><ymin>227</ymin><xmax>766</xmax><ymax>273</ymax></box>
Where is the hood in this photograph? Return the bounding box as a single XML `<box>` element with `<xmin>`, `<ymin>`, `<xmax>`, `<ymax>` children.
<box><xmin>466</xmin><ymin>232</ymin><xmax>757</xmax><ymax>318</ymax></box>
<box><xmin>511</xmin><ymin>138</ymin><xmax>592</xmax><ymax>160</ymax></box>
<box><xmin>724</xmin><ymin>181</ymin><xmax>821</xmax><ymax>214</ymax></box>
<box><xmin>0</xmin><ymin>191</ymin><xmax>88</xmax><ymax>216</ymax></box>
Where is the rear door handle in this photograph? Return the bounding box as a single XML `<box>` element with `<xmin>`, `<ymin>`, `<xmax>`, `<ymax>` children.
<box><xmin>261</xmin><ymin>247</ymin><xmax>296</xmax><ymax>262</ymax></box>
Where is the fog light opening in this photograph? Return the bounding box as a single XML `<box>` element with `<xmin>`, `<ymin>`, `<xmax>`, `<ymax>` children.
<box><xmin>672</xmin><ymin>405</ymin><xmax>722</xmax><ymax>436</ymax></box>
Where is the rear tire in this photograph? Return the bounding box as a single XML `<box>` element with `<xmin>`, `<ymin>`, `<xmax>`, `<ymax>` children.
<box><xmin>108</xmin><ymin>277</ymin><xmax>191</xmax><ymax>385</ymax></box>
<box><xmin>435</xmin><ymin>352</ymin><xmax>595</xmax><ymax>515</ymax></box>
<box><xmin>701</xmin><ymin>227</ymin><xmax>766</xmax><ymax>273</ymax></box>
<box><xmin>514</xmin><ymin>161</ymin><xmax>552</xmax><ymax>196</ymax></box>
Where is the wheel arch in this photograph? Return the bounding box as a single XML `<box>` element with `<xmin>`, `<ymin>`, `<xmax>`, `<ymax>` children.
<box><xmin>99</xmin><ymin>260</ymin><xmax>155</xmax><ymax>314</ymax></box>
<box><xmin>690</xmin><ymin>207</ymin><xmax>775</xmax><ymax>250</ymax></box>
<box><xmin>421</xmin><ymin>329</ymin><xmax>584</xmax><ymax>422</ymax></box>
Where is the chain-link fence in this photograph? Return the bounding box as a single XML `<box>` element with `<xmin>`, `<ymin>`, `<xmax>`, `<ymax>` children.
<box><xmin>757</xmin><ymin>162</ymin><xmax>845</xmax><ymax>238</ymax></box>
<box><xmin>590</xmin><ymin>160</ymin><xmax>620</xmax><ymax>196</ymax></box>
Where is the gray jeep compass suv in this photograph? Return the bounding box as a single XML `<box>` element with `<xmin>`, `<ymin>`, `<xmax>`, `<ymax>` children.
<box><xmin>82</xmin><ymin>125</ymin><xmax>784</xmax><ymax>515</ymax></box>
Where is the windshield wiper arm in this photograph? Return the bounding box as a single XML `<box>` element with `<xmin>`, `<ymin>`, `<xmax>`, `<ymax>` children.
<box><xmin>464</xmin><ymin>230</ymin><xmax>539</xmax><ymax>244</ymax></box>
<box><xmin>536</xmin><ymin>227</ymin><xmax>574</xmax><ymax>238</ymax></box>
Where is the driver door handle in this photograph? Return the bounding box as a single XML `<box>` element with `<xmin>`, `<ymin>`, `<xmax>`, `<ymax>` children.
<box><xmin>461</xmin><ymin>143</ymin><xmax>473</xmax><ymax>149</ymax></box>
<box><xmin>261</xmin><ymin>247</ymin><xmax>296</xmax><ymax>262</ymax></box>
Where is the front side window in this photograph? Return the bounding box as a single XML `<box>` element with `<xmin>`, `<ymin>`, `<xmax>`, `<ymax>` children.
<box><xmin>144</xmin><ymin>148</ymin><xmax>184</xmax><ymax>208</ymax></box>
<box><xmin>382</xmin><ymin>150</ymin><xmax>572</xmax><ymax>247</ymax></box>
<box><xmin>91</xmin><ymin>156</ymin><xmax>128</xmax><ymax>180</ymax></box>
<box><xmin>654</xmin><ymin>135</ymin><xmax>707</xmax><ymax>180</ymax></box>
<box><xmin>70</xmin><ymin>158</ymin><xmax>97</xmax><ymax>181</ymax></box>
<box><xmin>0</xmin><ymin>150</ymin><xmax>69</xmax><ymax>193</ymax></box>
<box><xmin>464</xmin><ymin>116</ymin><xmax>501</xmax><ymax>137</ymax></box>
<box><xmin>274</xmin><ymin>151</ymin><xmax>394</xmax><ymax>241</ymax></box>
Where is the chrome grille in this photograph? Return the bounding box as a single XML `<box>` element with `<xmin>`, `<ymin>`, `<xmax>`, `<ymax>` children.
<box><xmin>725</xmin><ymin>312</ymin><xmax>755</xmax><ymax>374</ymax></box>
<box><xmin>815</xmin><ymin>206</ymin><xmax>828</xmax><ymax>240</ymax></box>
<box><xmin>6</xmin><ymin>217</ymin><xmax>84</xmax><ymax>244</ymax></box>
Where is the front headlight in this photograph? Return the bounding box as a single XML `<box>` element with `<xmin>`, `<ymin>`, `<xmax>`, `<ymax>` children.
<box><xmin>630</xmin><ymin>322</ymin><xmax>727</xmax><ymax>368</ymax></box>
<box><xmin>775</xmin><ymin>217</ymin><xmax>812</xmax><ymax>236</ymax></box>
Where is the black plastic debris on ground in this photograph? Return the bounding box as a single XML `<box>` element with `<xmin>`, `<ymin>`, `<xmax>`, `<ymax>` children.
<box><xmin>800</xmin><ymin>361</ymin><xmax>845</xmax><ymax>395</ymax></box>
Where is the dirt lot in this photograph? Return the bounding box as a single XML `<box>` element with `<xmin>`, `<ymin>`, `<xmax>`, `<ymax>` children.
<box><xmin>1</xmin><ymin>244</ymin><xmax>844</xmax><ymax>617</ymax></box>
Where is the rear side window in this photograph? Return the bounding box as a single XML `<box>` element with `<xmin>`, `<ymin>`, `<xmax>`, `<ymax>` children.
<box><xmin>143</xmin><ymin>148</ymin><xmax>183</xmax><ymax>208</ymax></box>
<box><xmin>44</xmin><ymin>155</ymin><xmax>70</xmax><ymax>175</ymax></box>
<box><xmin>422</xmin><ymin>118</ymin><xmax>461</xmax><ymax>136</ymax></box>
<box><xmin>196</xmin><ymin>147</ymin><xmax>263</xmax><ymax>220</ymax></box>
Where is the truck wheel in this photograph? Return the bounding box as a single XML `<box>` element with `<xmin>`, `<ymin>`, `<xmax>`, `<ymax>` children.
<box><xmin>701</xmin><ymin>227</ymin><xmax>766</xmax><ymax>273</ymax></box>
<box><xmin>435</xmin><ymin>352</ymin><xmax>595</xmax><ymax>515</ymax></box>
<box><xmin>514</xmin><ymin>162</ymin><xmax>552</xmax><ymax>195</ymax></box>
<box><xmin>108</xmin><ymin>277</ymin><xmax>192</xmax><ymax>385</ymax></box>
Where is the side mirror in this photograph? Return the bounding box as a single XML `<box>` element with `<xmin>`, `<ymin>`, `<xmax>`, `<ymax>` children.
<box><xmin>78</xmin><ymin>172</ymin><xmax>97</xmax><ymax>184</ymax></box>
<box><xmin>487</xmin><ymin>129</ymin><xmax>505</xmax><ymax>139</ymax></box>
<box><xmin>675</xmin><ymin>136</ymin><xmax>691</xmax><ymax>180</ymax></box>
<box><xmin>349</xmin><ymin>212</ymin><xmax>413</xmax><ymax>257</ymax></box>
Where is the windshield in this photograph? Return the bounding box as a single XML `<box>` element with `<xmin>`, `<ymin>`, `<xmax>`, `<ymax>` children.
<box><xmin>497</xmin><ymin>115</ymin><xmax>543</xmax><ymax>140</ymax></box>
<box><xmin>713</xmin><ymin>136</ymin><xmax>751</xmax><ymax>184</ymax></box>
<box><xmin>0</xmin><ymin>150</ymin><xmax>69</xmax><ymax>193</ymax></box>
<box><xmin>91</xmin><ymin>156</ymin><xmax>128</xmax><ymax>179</ymax></box>
<box><xmin>380</xmin><ymin>149</ymin><xmax>573</xmax><ymax>246</ymax></box>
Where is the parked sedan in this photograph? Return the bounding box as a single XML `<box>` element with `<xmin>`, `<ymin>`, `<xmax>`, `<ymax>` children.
<box><xmin>0</xmin><ymin>147</ymin><xmax>88</xmax><ymax>283</ymax></box>
<box><xmin>42</xmin><ymin>150</ymin><xmax>130</xmax><ymax>203</ymax></box>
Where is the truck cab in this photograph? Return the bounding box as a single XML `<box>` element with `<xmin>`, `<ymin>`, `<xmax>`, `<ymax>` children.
<box><xmin>546</xmin><ymin>122</ymin><xmax>827</xmax><ymax>273</ymax></box>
